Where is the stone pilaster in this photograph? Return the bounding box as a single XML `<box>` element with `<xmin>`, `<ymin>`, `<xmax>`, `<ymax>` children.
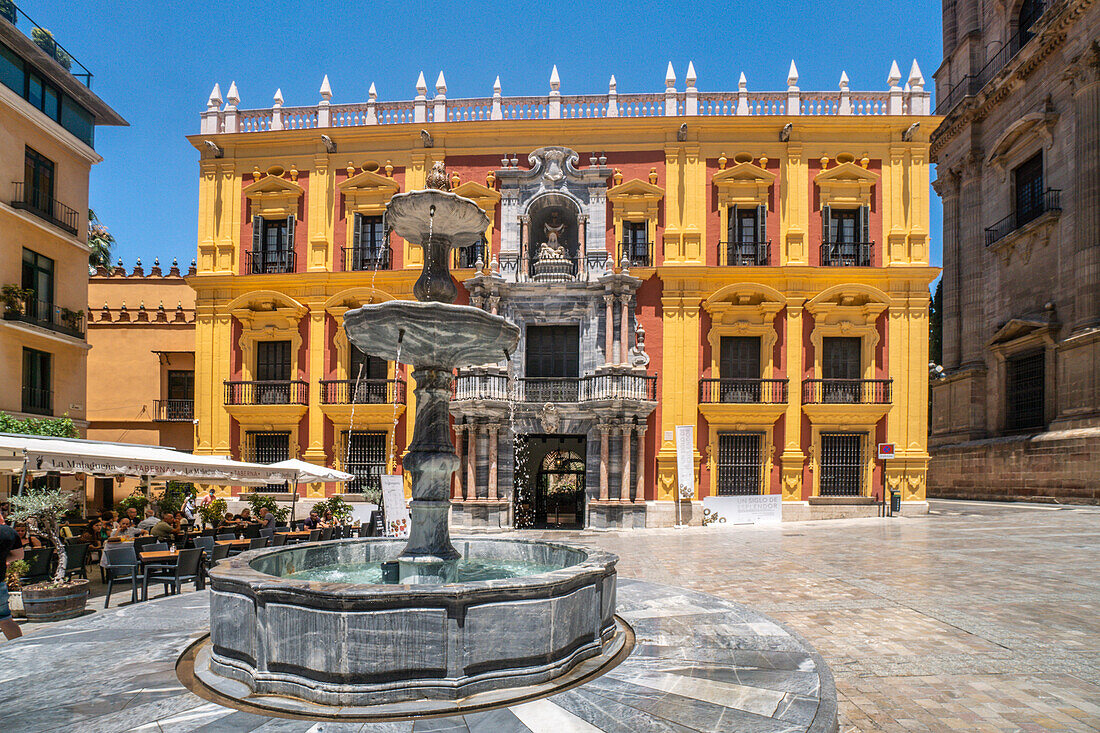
<box><xmin>958</xmin><ymin>152</ymin><xmax>985</xmax><ymax>367</ymax></box>
<box><xmin>487</xmin><ymin>424</ymin><xmax>499</xmax><ymax>500</ymax></box>
<box><xmin>466</xmin><ymin>421</ymin><xmax>477</xmax><ymax>500</ymax></box>
<box><xmin>599</xmin><ymin>423</ymin><xmax>610</xmax><ymax>501</ymax></box>
<box><xmin>619</xmin><ymin>293</ymin><xmax>631</xmax><ymax>365</ymax></box>
<box><xmin>620</xmin><ymin>423</ymin><xmax>632</xmax><ymax>503</ymax></box>
<box><xmin>452</xmin><ymin>424</ymin><xmax>465</xmax><ymax>500</ymax></box>
<box><xmin>635</xmin><ymin>423</ymin><xmax>646</xmax><ymax>502</ymax></box>
<box><xmin>603</xmin><ymin>294</ymin><xmax>615</xmax><ymax>366</ymax></box>
<box><xmin>781</xmin><ymin>299</ymin><xmax>805</xmax><ymax>500</ymax></box>
<box><xmin>1073</xmin><ymin>44</ymin><xmax>1100</xmax><ymax>332</ymax></box>
<box><xmin>935</xmin><ymin>170</ymin><xmax>961</xmax><ymax>368</ymax></box>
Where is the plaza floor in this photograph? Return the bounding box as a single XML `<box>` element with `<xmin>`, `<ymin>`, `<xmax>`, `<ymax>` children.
<box><xmin>4</xmin><ymin>498</ymin><xmax>1099</xmax><ymax>732</ymax></box>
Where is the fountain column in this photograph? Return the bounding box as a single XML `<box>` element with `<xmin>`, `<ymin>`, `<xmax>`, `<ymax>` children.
<box><xmin>635</xmin><ymin>423</ymin><xmax>646</xmax><ymax>502</ymax></box>
<box><xmin>453</xmin><ymin>423</ymin><xmax>465</xmax><ymax>500</ymax></box>
<box><xmin>619</xmin><ymin>294</ymin><xmax>631</xmax><ymax>364</ymax></box>
<box><xmin>598</xmin><ymin>423</ymin><xmax>610</xmax><ymax>501</ymax></box>
<box><xmin>604</xmin><ymin>294</ymin><xmax>615</xmax><ymax>366</ymax></box>
<box><xmin>466</xmin><ymin>422</ymin><xmax>478</xmax><ymax>500</ymax></box>
<box><xmin>487</xmin><ymin>423</ymin><xmax>499</xmax><ymax>500</ymax></box>
<box><xmin>620</xmin><ymin>422</ymin><xmax>632</xmax><ymax>503</ymax></box>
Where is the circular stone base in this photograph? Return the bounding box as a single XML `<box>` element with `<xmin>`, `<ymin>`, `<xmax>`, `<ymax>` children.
<box><xmin>180</xmin><ymin>617</ymin><xmax>634</xmax><ymax>722</ymax></box>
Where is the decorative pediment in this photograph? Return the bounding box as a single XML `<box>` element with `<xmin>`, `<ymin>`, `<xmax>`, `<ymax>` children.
<box><xmin>452</xmin><ymin>181</ymin><xmax>502</xmax><ymax>211</ymax></box>
<box><xmin>244</xmin><ymin>175</ymin><xmax>305</xmax><ymax>219</ymax></box>
<box><xmin>712</xmin><ymin>162</ymin><xmax>776</xmax><ymax>207</ymax></box>
<box><xmin>814</xmin><ymin>162</ymin><xmax>878</xmax><ymax>207</ymax></box>
<box><xmin>806</xmin><ymin>284</ymin><xmax>890</xmax><ymax>318</ymax></box>
<box><xmin>338</xmin><ymin>169</ymin><xmax>400</xmax><ymax>215</ymax></box>
<box><xmin>607</xmin><ymin>178</ymin><xmax>665</xmax><ymax>219</ymax></box>
<box><xmin>987</xmin><ymin>317</ymin><xmax>1059</xmax><ymax>351</ymax></box>
<box><xmin>703</xmin><ymin>283</ymin><xmax>785</xmax><ymax>378</ymax></box>
<box><xmin>988</xmin><ymin>111</ymin><xmax>1058</xmax><ymax>181</ymax></box>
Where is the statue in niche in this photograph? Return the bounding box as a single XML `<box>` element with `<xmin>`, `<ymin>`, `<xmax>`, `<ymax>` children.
<box><xmin>629</xmin><ymin>322</ymin><xmax>650</xmax><ymax>369</ymax></box>
<box><xmin>543</xmin><ymin>210</ymin><xmax>567</xmax><ymax>252</ymax></box>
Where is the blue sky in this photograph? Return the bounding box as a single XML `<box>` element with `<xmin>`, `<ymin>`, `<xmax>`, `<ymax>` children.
<box><xmin>18</xmin><ymin>0</ymin><xmax>942</xmax><ymax>272</ymax></box>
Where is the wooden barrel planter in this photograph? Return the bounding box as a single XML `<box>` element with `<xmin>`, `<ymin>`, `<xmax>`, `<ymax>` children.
<box><xmin>21</xmin><ymin>579</ymin><xmax>89</xmax><ymax>622</ymax></box>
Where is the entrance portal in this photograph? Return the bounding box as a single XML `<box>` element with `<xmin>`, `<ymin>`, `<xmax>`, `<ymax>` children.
<box><xmin>514</xmin><ymin>434</ymin><xmax>586</xmax><ymax>529</ymax></box>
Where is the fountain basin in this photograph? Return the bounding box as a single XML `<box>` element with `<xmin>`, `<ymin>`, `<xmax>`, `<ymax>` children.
<box><xmin>205</xmin><ymin>538</ymin><xmax>618</xmax><ymax>705</ymax></box>
<box><xmin>386</xmin><ymin>189</ymin><xmax>489</xmax><ymax>247</ymax></box>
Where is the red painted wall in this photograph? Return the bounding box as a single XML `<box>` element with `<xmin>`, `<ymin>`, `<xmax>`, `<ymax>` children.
<box><xmin>807</xmin><ymin>159</ymin><xmax>883</xmax><ymax>266</ymax></box>
<box><xmin>603</xmin><ymin>151</ymin><xmax>664</xmax><ymax>261</ymax></box>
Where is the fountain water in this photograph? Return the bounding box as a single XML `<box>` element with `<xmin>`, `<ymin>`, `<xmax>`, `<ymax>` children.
<box><xmin>200</xmin><ymin>164</ymin><xmax>622</xmax><ymax>712</ymax></box>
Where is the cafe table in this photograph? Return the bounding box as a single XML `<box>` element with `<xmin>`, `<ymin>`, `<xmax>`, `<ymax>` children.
<box><xmin>137</xmin><ymin>549</ymin><xmax>179</xmax><ymax>601</ymax></box>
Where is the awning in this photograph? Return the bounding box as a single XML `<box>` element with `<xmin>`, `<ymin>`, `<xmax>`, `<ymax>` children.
<box><xmin>267</xmin><ymin>459</ymin><xmax>354</xmax><ymax>484</ymax></box>
<box><xmin>0</xmin><ymin>433</ymin><xmax>298</xmax><ymax>486</ymax></box>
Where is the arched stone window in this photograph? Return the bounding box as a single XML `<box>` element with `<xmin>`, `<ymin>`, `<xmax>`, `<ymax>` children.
<box><xmin>1017</xmin><ymin>0</ymin><xmax>1043</xmax><ymax>44</ymax></box>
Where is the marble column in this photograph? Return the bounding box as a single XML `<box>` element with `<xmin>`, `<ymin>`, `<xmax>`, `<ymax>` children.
<box><xmin>619</xmin><ymin>294</ymin><xmax>631</xmax><ymax>365</ymax></box>
<box><xmin>620</xmin><ymin>423</ymin><xmax>632</xmax><ymax>503</ymax></box>
<box><xmin>578</xmin><ymin>215</ymin><xmax>588</xmax><ymax>258</ymax></box>
<box><xmin>452</xmin><ymin>424</ymin><xmax>465</xmax><ymax>500</ymax></box>
<box><xmin>519</xmin><ymin>216</ymin><xmax>529</xmax><ymax>264</ymax></box>
<box><xmin>487</xmin><ymin>423</ymin><xmax>499</xmax><ymax>500</ymax></box>
<box><xmin>598</xmin><ymin>423</ymin><xmax>610</xmax><ymax>501</ymax></box>
<box><xmin>488</xmin><ymin>294</ymin><xmax>500</xmax><ymax>316</ymax></box>
<box><xmin>635</xmin><ymin>423</ymin><xmax>646</xmax><ymax>502</ymax></box>
<box><xmin>604</xmin><ymin>294</ymin><xmax>615</xmax><ymax>366</ymax></box>
<box><xmin>466</xmin><ymin>422</ymin><xmax>477</xmax><ymax>501</ymax></box>
<box><xmin>959</xmin><ymin>153</ymin><xmax>985</xmax><ymax>366</ymax></box>
<box><xmin>1074</xmin><ymin>49</ymin><xmax>1100</xmax><ymax>331</ymax></box>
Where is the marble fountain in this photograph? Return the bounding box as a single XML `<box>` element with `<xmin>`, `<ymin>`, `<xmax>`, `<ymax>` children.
<box><xmin>195</xmin><ymin>164</ymin><xmax>624</xmax><ymax>713</ymax></box>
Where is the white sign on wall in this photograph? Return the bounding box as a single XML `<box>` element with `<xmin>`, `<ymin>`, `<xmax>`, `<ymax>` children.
<box><xmin>675</xmin><ymin>425</ymin><xmax>695</xmax><ymax>499</ymax></box>
<box><xmin>380</xmin><ymin>475</ymin><xmax>410</xmax><ymax>538</ymax></box>
<box><xmin>702</xmin><ymin>495</ymin><xmax>783</xmax><ymax>525</ymax></box>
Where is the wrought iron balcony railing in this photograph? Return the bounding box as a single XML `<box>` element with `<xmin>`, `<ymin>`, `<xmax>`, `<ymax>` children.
<box><xmin>320</xmin><ymin>378</ymin><xmax>406</xmax><ymax>405</ymax></box>
<box><xmin>11</xmin><ymin>182</ymin><xmax>79</xmax><ymax>235</ymax></box>
<box><xmin>2</xmin><ymin>297</ymin><xmax>85</xmax><ymax>338</ymax></box>
<box><xmin>820</xmin><ymin>241</ymin><xmax>873</xmax><ymax>267</ymax></box>
<box><xmin>496</xmin><ymin>252</ymin><xmax>612</xmax><ymax>283</ymax></box>
<box><xmin>22</xmin><ymin>386</ymin><xmax>51</xmax><ymax>415</ymax></box>
<box><xmin>246</xmin><ymin>249</ymin><xmax>296</xmax><ymax>274</ymax></box>
<box><xmin>984</xmin><ymin>189</ymin><xmax>1061</xmax><ymax>246</ymax></box>
<box><xmin>719</xmin><ymin>241</ymin><xmax>770</xmax><ymax>266</ymax></box>
<box><xmin>452</xmin><ymin>373</ymin><xmax>657</xmax><ymax>402</ymax></box>
<box><xmin>341</xmin><ymin>245</ymin><xmax>392</xmax><ymax>271</ymax></box>
<box><xmin>453</xmin><ymin>240</ymin><xmax>487</xmax><ymax>269</ymax></box>
<box><xmin>616</xmin><ymin>240</ymin><xmax>654</xmax><ymax>267</ymax></box>
<box><xmin>936</xmin><ymin>21</ymin><xmax>1044</xmax><ymax>115</ymax></box>
<box><xmin>153</xmin><ymin>399</ymin><xmax>194</xmax><ymax>421</ymax></box>
<box><xmin>224</xmin><ymin>380</ymin><xmax>308</xmax><ymax>406</ymax></box>
<box><xmin>698</xmin><ymin>378</ymin><xmax>788</xmax><ymax>404</ymax></box>
<box><xmin>803</xmin><ymin>378</ymin><xmax>892</xmax><ymax>404</ymax></box>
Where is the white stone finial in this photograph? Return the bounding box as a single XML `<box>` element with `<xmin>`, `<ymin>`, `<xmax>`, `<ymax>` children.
<box><xmin>435</xmin><ymin>70</ymin><xmax>447</xmax><ymax>95</ymax></box>
<box><xmin>908</xmin><ymin>59</ymin><xmax>925</xmax><ymax>87</ymax></box>
<box><xmin>368</xmin><ymin>82</ymin><xmax>377</xmax><ymax>101</ymax></box>
<box><xmin>839</xmin><ymin>71</ymin><xmax>849</xmax><ymax>90</ymax></box>
<box><xmin>738</xmin><ymin>72</ymin><xmax>747</xmax><ymax>91</ymax></box>
<box><xmin>787</xmin><ymin>61</ymin><xmax>799</xmax><ymax>89</ymax></box>
<box><xmin>888</xmin><ymin>60</ymin><xmax>902</xmax><ymax>88</ymax></box>
<box><xmin>609</xmin><ymin>74</ymin><xmax>617</xmax><ymax>92</ymax></box>
<box><xmin>319</xmin><ymin>74</ymin><xmax>332</xmax><ymax>101</ymax></box>
<box><xmin>665</xmin><ymin>61</ymin><xmax>676</xmax><ymax>88</ymax></box>
<box><xmin>273</xmin><ymin>88</ymin><xmax>283</xmax><ymax>106</ymax></box>
<box><xmin>415</xmin><ymin>71</ymin><xmax>427</xmax><ymax>96</ymax></box>
<box><xmin>550</xmin><ymin>65</ymin><xmax>560</xmax><ymax>91</ymax></box>
<box><xmin>493</xmin><ymin>75</ymin><xmax>502</xmax><ymax>94</ymax></box>
<box><xmin>686</xmin><ymin>61</ymin><xmax>697</xmax><ymax>87</ymax></box>
<box><xmin>207</xmin><ymin>83</ymin><xmax>222</xmax><ymax>109</ymax></box>
<box><xmin>225</xmin><ymin>81</ymin><xmax>239</xmax><ymax>107</ymax></box>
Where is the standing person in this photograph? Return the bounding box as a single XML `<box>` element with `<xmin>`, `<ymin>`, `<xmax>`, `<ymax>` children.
<box><xmin>0</xmin><ymin>522</ymin><xmax>24</xmax><ymax>640</ymax></box>
<box><xmin>200</xmin><ymin>488</ymin><xmax>216</xmax><ymax>508</ymax></box>
<box><xmin>181</xmin><ymin>490</ymin><xmax>197</xmax><ymax>527</ymax></box>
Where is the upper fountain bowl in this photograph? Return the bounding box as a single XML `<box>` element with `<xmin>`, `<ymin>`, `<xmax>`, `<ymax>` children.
<box><xmin>387</xmin><ymin>189</ymin><xmax>489</xmax><ymax>247</ymax></box>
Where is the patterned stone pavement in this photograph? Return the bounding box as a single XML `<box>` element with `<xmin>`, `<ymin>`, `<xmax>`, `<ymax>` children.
<box><xmin>523</xmin><ymin>499</ymin><xmax>1100</xmax><ymax>732</ymax></box>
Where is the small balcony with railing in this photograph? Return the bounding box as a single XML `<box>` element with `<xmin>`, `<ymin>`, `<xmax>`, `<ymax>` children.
<box><xmin>452</xmin><ymin>240</ymin><xmax>487</xmax><ymax>270</ymax></box>
<box><xmin>616</xmin><ymin>240</ymin><xmax>654</xmax><ymax>268</ymax></box>
<box><xmin>321</xmin><ymin>378</ymin><xmax>406</xmax><ymax>405</ymax></box>
<box><xmin>341</xmin><ymin>244</ymin><xmax>392</xmax><ymax>272</ymax></box>
<box><xmin>698</xmin><ymin>377</ymin><xmax>789</xmax><ymax>423</ymax></box>
<box><xmin>21</xmin><ymin>386</ymin><xmax>51</xmax><ymax>416</ymax></box>
<box><xmin>11</xmin><ymin>182</ymin><xmax>79</xmax><ymax>235</ymax></box>
<box><xmin>718</xmin><ymin>241</ymin><xmax>771</xmax><ymax>266</ymax></box>
<box><xmin>153</xmin><ymin>399</ymin><xmax>194</xmax><ymax>422</ymax></box>
<box><xmin>224</xmin><ymin>380</ymin><xmax>308</xmax><ymax>406</ymax></box>
<box><xmin>820</xmin><ymin>241</ymin><xmax>873</xmax><ymax>267</ymax></box>
<box><xmin>246</xmin><ymin>249</ymin><xmax>296</xmax><ymax>274</ymax></box>
<box><xmin>984</xmin><ymin>189</ymin><xmax>1061</xmax><ymax>248</ymax></box>
<box><xmin>496</xmin><ymin>251</ymin><xmax>611</xmax><ymax>283</ymax></box>
<box><xmin>802</xmin><ymin>378</ymin><xmax>893</xmax><ymax>423</ymax></box>
<box><xmin>2</xmin><ymin>294</ymin><xmax>85</xmax><ymax>339</ymax></box>
<box><xmin>452</xmin><ymin>372</ymin><xmax>657</xmax><ymax>404</ymax></box>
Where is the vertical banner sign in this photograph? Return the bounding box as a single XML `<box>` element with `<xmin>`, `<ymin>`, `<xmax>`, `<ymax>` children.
<box><xmin>380</xmin><ymin>475</ymin><xmax>410</xmax><ymax>538</ymax></box>
<box><xmin>675</xmin><ymin>425</ymin><xmax>695</xmax><ymax>499</ymax></box>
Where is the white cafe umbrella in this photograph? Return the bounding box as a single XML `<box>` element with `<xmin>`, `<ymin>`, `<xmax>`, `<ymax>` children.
<box><xmin>267</xmin><ymin>459</ymin><xmax>355</xmax><ymax>523</ymax></box>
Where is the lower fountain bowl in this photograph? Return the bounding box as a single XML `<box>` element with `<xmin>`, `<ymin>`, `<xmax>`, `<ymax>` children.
<box><xmin>205</xmin><ymin>538</ymin><xmax>618</xmax><ymax>705</ymax></box>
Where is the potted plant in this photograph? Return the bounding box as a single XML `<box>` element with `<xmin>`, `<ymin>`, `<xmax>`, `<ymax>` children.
<box><xmin>0</xmin><ymin>1</ymin><xmax>17</xmax><ymax>25</ymax></box>
<box><xmin>9</xmin><ymin>489</ymin><xmax>89</xmax><ymax>621</ymax></box>
<box><xmin>315</xmin><ymin>496</ymin><xmax>354</xmax><ymax>524</ymax></box>
<box><xmin>30</xmin><ymin>27</ymin><xmax>71</xmax><ymax>70</ymax></box>
<box><xmin>197</xmin><ymin>497</ymin><xmax>227</xmax><ymax>529</ymax></box>
<box><xmin>1</xmin><ymin>285</ymin><xmax>30</xmax><ymax>318</ymax></box>
<box><xmin>5</xmin><ymin>559</ymin><xmax>29</xmax><ymax>618</ymax></box>
<box><xmin>59</xmin><ymin>307</ymin><xmax>83</xmax><ymax>332</ymax></box>
<box><xmin>115</xmin><ymin>490</ymin><xmax>150</xmax><ymax>518</ymax></box>
<box><xmin>246</xmin><ymin>494</ymin><xmax>289</xmax><ymax>523</ymax></box>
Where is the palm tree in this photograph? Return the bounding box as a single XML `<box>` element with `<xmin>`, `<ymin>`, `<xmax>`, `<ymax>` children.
<box><xmin>88</xmin><ymin>209</ymin><xmax>114</xmax><ymax>268</ymax></box>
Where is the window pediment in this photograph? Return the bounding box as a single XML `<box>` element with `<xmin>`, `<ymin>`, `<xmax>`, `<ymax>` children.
<box><xmin>814</xmin><ymin>162</ymin><xmax>878</xmax><ymax>207</ymax></box>
<box><xmin>987</xmin><ymin>111</ymin><xmax>1058</xmax><ymax>182</ymax></box>
<box><xmin>712</xmin><ymin>162</ymin><xmax>776</xmax><ymax>208</ymax></box>
<box><xmin>244</xmin><ymin>175</ymin><xmax>305</xmax><ymax>219</ymax></box>
<box><xmin>451</xmin><ymin>181</ymin><xmax>502</xmax><ymax>213</ymax></box>
<box><xmin>338</xmin><ymin>169</ymin><xmax>400</xmax><ymax>216</ymax></box>
<box><xmin>608</xmin><ymin>178</ymin><xmax>664</xmax><ymax>219</ymax></box>
<box><xmin>987</xmin><ymin>317</ymin><xmax>1058</xmax><ymax>352</ymax></box>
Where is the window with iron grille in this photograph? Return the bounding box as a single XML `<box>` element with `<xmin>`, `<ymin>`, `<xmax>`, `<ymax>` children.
<box><xmin>244</xmin><ymin>431</ymin><xmax>290</xmax><ymax>491</ymax></box>
<box><xmin>22</xmin><ymin>347</ymin><xmax>51</xmax><ymax>415</ymax></box>
<box><xmin>1006</xmin><ymin>351</ymin><xmax>1045</xmax><ymax>431</ymax></box>
<box><xmin>21</xmin><ymin>248</ymin><xmax>53</xmax><ymax>321</ymax></box>
<box><xmin>341</xmin><ymin>431</ymin><xmax>387</xmax><ymax>495</ymax></box>
<box><xmin>1014</xmin><ymin>152</ymin><xmax>1043</xmax><ymax>228</ymax></box>
<box><xmin>352</xmin><ymin>214</ymin><xmax>388</xmax><ymax>269</ymax></box>
<box><xmin>820</xmin><ymin>433</ymin><xmax>864</xmax><ymax>496</ymax></box>
<box><xmin>717</xmin><ymin>433</ymin><xmax>763</xmax><ymax>495</ymax></box>
<box><xmin>623</xmin><ymin>221</ymin><xmax>649</xmax><ymax>263</ymax></box>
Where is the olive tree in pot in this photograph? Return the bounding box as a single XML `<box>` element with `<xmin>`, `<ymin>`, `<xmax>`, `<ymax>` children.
<box><xmin>10</xmin><ymin>489</ymin><xmax>89</xmax><ymax>621</ymax></box>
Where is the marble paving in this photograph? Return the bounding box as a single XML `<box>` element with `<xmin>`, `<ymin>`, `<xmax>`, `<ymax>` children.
<box><xmin>0</xmin><ymin>578</ymin><xmax>836</xmax><ymax>733</ymax></box>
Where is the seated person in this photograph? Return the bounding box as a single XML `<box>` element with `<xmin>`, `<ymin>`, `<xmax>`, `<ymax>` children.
<box><xmin>150</xmin><ymin>512</ymin><xmax>179</xmax><ymax>541</ymax></box>
<box><xmin>110</xmin><ymin>517</ymin><xmax>144</xmax><ymax>540</ymax></box>
<box><xmin>217</xmin><ymin>514</ymin><xmax>238</xmax><ymax>532</ymax></box>
<box><xmin>321</xmin><ymin>511</ymin><xmax>336</xmax><ymax>527</ymax></box>
<box><xmin>303</xmin><ymin>511</ymin><xmax>322</xmax><ymax>530</ymax></box>
<box><xmin>77</xmin><ymin>521</ymin><xmax>104</xmax><ymax>551</ymax></box>
<box><xmin>13</xmin><ymin>523</ymin><xmax>42</xmax><ymax>549</ymax></box>
<box><xmin>123</xmin><ymin>507</ymin><xmax>141</xmax><ymax>527</ymax></box>
<box><xmin>99</xmin><ymin>510</ymin><xmax>118</xmax><ymax>529</ymax></box>
<box><xmin>137</xmin><ymin>508</ymin><xmax>159</xmax><ymax>531</ymax></box>
<box><xmin>238</xmin><ymin>508</ymin><xmax>253</xmax><ymax>523</ymax></box>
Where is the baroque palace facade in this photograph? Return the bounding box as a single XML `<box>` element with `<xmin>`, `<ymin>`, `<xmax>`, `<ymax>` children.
<box><xmin>188</xmin><ymin>63</ymin><xmax>937</xmax><ymax>528</ymax></box>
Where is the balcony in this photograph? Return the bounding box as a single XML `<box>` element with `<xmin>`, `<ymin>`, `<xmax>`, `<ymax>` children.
<box><xmin>453</xmin><ymin>241</ymin><xmax>487</xmax><ymax>269</ymax></box>
<box><xmin>320</xmin><ymin>378</ymin><xmax>406</xmax><ymax>405</ymax></box>
<box><xmin>2</xmin><ymin>3</ymin><xmax>95</xmax><ymax>87</ymax></box>
<box><xmin>698</xmin><ymin>378</ymin><xmax>788</xmax><ymax>404</ymax></box>
<box><xmin>936</xmin><ymin>22</ymin><xmax>1043</xmax><ymax>115</ymax></box>
<box><xmin>11</xmin><ymin>182</ymin><xmax>79</xmax><ymax>235</ymax></box>
<box><xmin>803</xmin><ymin>379</ymin><xmax>892</xmax><ymax>404</ymax></box>
<box><xmin>341</xmin><ymin>245</ymin><xmax>392</xmax><ymax>272</ymax></box>
<box><xmin>153</xmin><ymin>399</ymin><xmax>194</xmax><ymax>422</ymax></box>
<box><xmin>820</xmin><ymin>242</ymin><xmax>873</xmax><ymax>267</ymax></box>
<box><xmin>2</xmin><ymin>296</ymin><xmax>85</xmax><ymax>339</ymax></box>
<box><xmin>719</xmin><ymin>241</ymin><xmax>770</xmax><ymax>266</ymax></box>
<box><xmin>616</xmin><ymin>241</ymin><xmax>654</xmax><ymax>268</ymax></box>
<box><xmin>497</xmin><ymin>252</ymin><xmax>610</xmax><ymax>283</ymax></box>
<box><xmin>224</xmin><ymin>380</ymin><xmax>308</xmax><ymax>406</ymax></box>
<box><xmin>21</xmin><ymin>386</ymin><xmax>51</xmax><ymax>416</ymax></box>
<box><xmin>452</xmin><ymin>373</ymin><xmax>657</xmax><ymax>402</ymax></box>
<box><xmin>985</xmin><ymin>189</ymin><xmax>1061</xmax><ymax>247</ymax></box>
<box><xmin>246</xmin><ymin>250</ymin><xmax>296</xmax><ymax>274</ymax></box>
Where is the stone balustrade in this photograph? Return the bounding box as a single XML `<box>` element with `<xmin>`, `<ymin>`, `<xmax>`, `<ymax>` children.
<box><xmin>201</xmin><ymin>60</ymin><xmax>931</xmax><ymax>134</ymax></box>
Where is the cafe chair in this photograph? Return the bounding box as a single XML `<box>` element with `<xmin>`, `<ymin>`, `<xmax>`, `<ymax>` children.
<box><xmin>211</xmin><ymin>542</ymin><xmax>231</xmax><ymax>564</ymax></box>
<box><xmin>193</xmin><ymin>536</ymin><xmax>215</xmax><ymax>562</ymax></box>
<box><xmin>241</xmin><ymin>525</ymin><xmax>261</xmax><ymax>540</ymax></box>
<box><xmin>103</xmin><ymin>545</ymin><xmax>140</xmax><ymax>608</ymax></box>
<box><xmin>216</xmin><ymin>533</ymin><xmax>236</xmax><ymax>541</ymax></box>
<box><xmin>133</xmin><ymin>536</ymin><xmax>158</xmax><ymax>554</ymax></box>
<box><xmin>20</xmin><ymin>547</ymin><xmax>53</xmax><ymax>585</ymax></box>
<box><xmin>271</xmin><ymin>533</ymin><xmax>288</xmax><ymax>547</ymax></box>
<box><xmin>248</xmin><ymin>537</ymin><xmax>268</xmax><ymax>550</ymax></box>
<box><xmin>320</xmin><ymin>527</ymin><xmax>333</xmax><ymax>542</ymax></box>
<box><xmin>164</xmin><ymin>548</ymin><xmax>204</xmax><ymax>596</ymax></box>
<box><xmin>308</xmin><ymin>529</ymin><xmax>322</xmax><ymax>543</ymax></box>
<box><xmin>63</xmin><ymin>543</ymin><xmax>89</xmax><ymax>581</ymax></box>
